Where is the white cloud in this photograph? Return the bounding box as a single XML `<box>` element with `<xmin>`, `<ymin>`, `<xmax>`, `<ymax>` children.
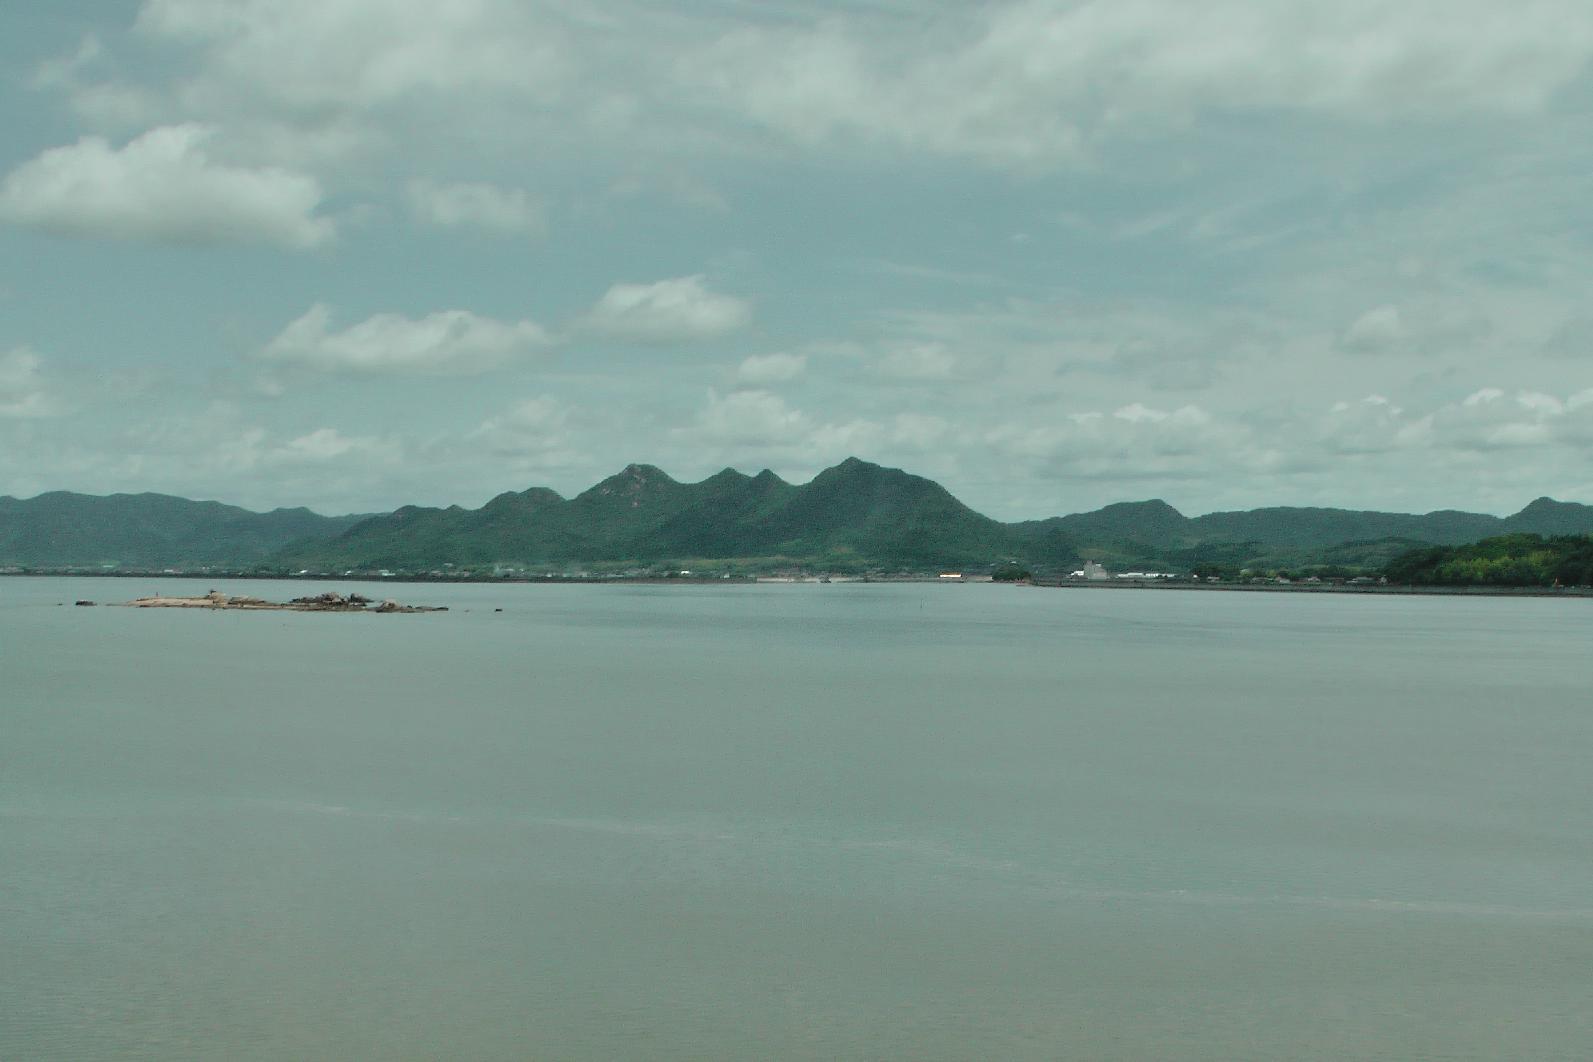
<box><xmin>0</xmin><ymin>124</ymin><xmax>333</xmax><ymax>248</ymax></box>
<box><xmin>72</xmin><ymin>400</ymin><xmax>406</xmax><ymax>511</ymax></box>
<box><xmin>689</xmin><ymin>388</ymin><xmax>811</xmax><ymax>447</ymax></box>
<box><xmin>0</xmin><ymin>347</ymin><xmax>58</xmax><ymax>418</ymax></box>
<box><xmin>1317</xmin><ymin>385</ymin><xmax>1593</xmax><ymax>458</ymax></box>
<box><xmin>469</xmin><ymin>396</ymin><xmax>574</xmax><ymax>464</ymax></box>
<box><xmin>407</xmin><ymin>179</ymin><xmax>543</xmax><ymax>235</ymax></box>
<box><xmin>988</xmin><ymin>401</ymin><xmax>1260</xmax><ymax>481</ymax></box>
<box><xmin>27</xmin><ymin>0</ymin><xmax>1593</xmax><ymax>181</ymax></box>
<box><xmin>1341</xmin><ymin>304</ymin><xmax>1404</xmax><ymax>353</ymax></box>
<box><xmin>875</xmin><ymin>342</ymin><xmax>959</xmax><ymax>381</ymax></box>
<box><xmin>275</xmin><ymin>427</ymin><xmax>397</xmax><ymax>464</ymax></box>
<box><xmin>1320</xmin><ymin>394</ymin><xmax>1429</xmax><ymax>455</ymax></box>
<box><xmin>261</xmin><ymin>303</ymin><xmax>549</xmax><ymax>375</ymax></box>
<box><xmin>133</xmin><ymin>0</ymin><xmax>572</xmax><ymax>116</ymax></box>
<box><xmin>582</xmin><ymin>275</ymin><xmax>750</xmax><ymax>343</ymax></box>
<box><xmin>1113</xmin><ymin>402</ymin><xmax>1170</xmax><ymax>424</ymax></box>
<box><xmin>735</xmin><ymin>352</ymin><xmax>806</xmax><ymax>385</ymax></box>
<box><xmin>668</xmin><ymin>388</ymin><xmax>884</xmax><ymax>466</ymax></box>
<box><xmin>686</xmin><ymin>0</ymin><xmax>1593</xmax><ymax>167</ymax></box>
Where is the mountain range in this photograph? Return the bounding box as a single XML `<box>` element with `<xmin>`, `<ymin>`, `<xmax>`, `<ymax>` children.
<box><xmin>4</xmin><ymin>458</ymin><xmax>1592</xmax><ymax>574</ymax></box>
<box><xmin>0</xmin><ymin>491</ymin><xmax>368</xmax><ymax>569</ymax></box>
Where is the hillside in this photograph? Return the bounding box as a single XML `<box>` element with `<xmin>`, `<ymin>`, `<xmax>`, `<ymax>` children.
<box><xmin>275</xmin><ymin>458</ymin><xmax>1058</xmax><ymax>573</ymax></box>
<box><xmin>7</xmin><ymin>461</ymin><xmax>1593</xmax><ymax>574</ymax></box>
<box><xmin>1384</xmin><ymin>533</ymin><xmax>1593</xmax><ymax>586</ymax></box>
<box><xmin>0</xmin><ymin>492</ymin><xmax>367</xmax><ymax>569</ymax></box>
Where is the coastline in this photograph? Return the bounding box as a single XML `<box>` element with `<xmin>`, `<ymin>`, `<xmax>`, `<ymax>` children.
<box><xmin>6</xmin><ymin>570</ymin><xmax>1589</xmax><ymax>599</ymax></box>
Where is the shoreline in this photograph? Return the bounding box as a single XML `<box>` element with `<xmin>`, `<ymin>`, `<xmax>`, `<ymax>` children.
<box><xmin>6</xmin><ymin>571</ymin><xmax>1590</xmax><ymax>599</ymax></box>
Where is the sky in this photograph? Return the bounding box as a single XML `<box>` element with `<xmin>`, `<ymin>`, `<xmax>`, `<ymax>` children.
<box><xmin>3</xmin><ymin>0</ymin><xmax>1593</xmax><ymax>520</ymax></box>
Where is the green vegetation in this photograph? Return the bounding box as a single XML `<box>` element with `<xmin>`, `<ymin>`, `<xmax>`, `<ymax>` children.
<box><xmin>7</xmin><ymin>461</ymin><xmax>1593</xmax><ymax>579</ymax></box>
<box><xmin>991</xmin><ymin>562</ymin><xmax>1032</xmax><ymax>582</ymax></box>
<box><xmin>272</xmin><ymin>458</ymin><xmax>1079</xmax><ymax>575</ymax></box>
<box><xmin>0</xmin><ymin>491</ymin><xmax>366</xmax><ymax>569</ymax></box>
<box><xmin>1383</xmin><ymin>533</ymin><xmax>1593</xmax><ymax>587</ymax></box>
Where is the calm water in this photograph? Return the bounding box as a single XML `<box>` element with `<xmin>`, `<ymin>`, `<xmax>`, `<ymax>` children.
<box><xmin>3</xmin><ymin>577</ymin><xmax>1591</xmax><ymax>1060</ymax></box>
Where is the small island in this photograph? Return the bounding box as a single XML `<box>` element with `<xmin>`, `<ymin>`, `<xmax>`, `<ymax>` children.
<box><xmin>120</xmin><ymin>590</ymin><xmax>446</xmax><ymax>613</ymax></box>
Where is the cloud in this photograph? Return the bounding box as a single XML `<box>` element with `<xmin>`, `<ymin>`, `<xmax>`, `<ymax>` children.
<box><xmin>1341</xmin><ymin>304</ymin><xmax>1404</xmax><ymax>353</ymax></box>
<box><xmin>667</xmin><ymin>387</ymin><xmax>877</xmax><ymax>463</ymax></box>
<box><xmin>988</xmin><ymin>401</ymin><xmax>1263</xmax><ymax>481</ymax></box>
<box><xmin>874</xmin><ymin>342</ymin><xmax>960</xmax><ymax>381</ymax></box>
<box><xmin>685</xmin><ymin>0</ymin><xmax>1593</xmax><ymax>167</ymax></box>
<box><xmin>668</xmin><ymin>390</ymin><xmax>952</xmax><ymax>476</ymax></box>
<box><xmin>78</xmin><ymin>0</ymin><xmax>583</xmax><ymax>168</ymax></box>
<box><xmin>468</xmin><ymin>396</ymin><xmax>575</xmax><ymax>466</ymax></box>
<box><xmin>69</xmin><ymin>400</ymin><xmax>406</xmax><ymax>512</ymax></box>
<box><xmin>735</xmin><ymin>352</ymin><xmax>806</xmax><ymax>385</ymax></box>
<box><xmin>1316</xmin><ymin>386</ymin><xmax>1593</xmax><ymax>458</ymax></box>
<box><xmin>1428</xmin><ymin>386</ymin><xmax>1590</xmax><ymax>451</ymax></box>
<box><xmin>261</xmin><ymin>303</ymin><xmax>550</xmax><ymax>375</ymax></box>
<box><xmin>1320</xmin><ymin>394</ymin><xmax>1428</xmax><ymax>454</ymax></box>
<box><xmin>407</xmin><ymin>179</ymin><xmax>543</xmax><ymax>234</ymax></box>
<box><xmin>0</xmin><ymin>124</ymin><xmax>333</xmax><ymax>248</ymax></box>
<box><xmin>275</xmin><ymin>427</ymin><xmax>397</xmax><ymax>463</ymax></box>
<box><xmin>135</xmin><ymin>0</ymin><xmax>571</xmax><ymax>113</ymax></box>
<box><xmin>40</xmin><ymin>0</ymin><xmax>1593</xmax><ymax>179</ymax></box>
<box><xmin>581</xmin><ymin>275</ymin><xmax>750</xmax><ymax>343</ymax></box>
<box><xmin>687</xmin><ymin>388</ymin><xmax>811</xmax><ymax>447</ymax></box>
<box><xmin>0</xmin><ymin>347</ymin><xmax>58</xmax><ymax>418</ymax></box>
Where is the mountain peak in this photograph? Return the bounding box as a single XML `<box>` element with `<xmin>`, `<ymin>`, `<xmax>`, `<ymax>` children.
<box><xmin>586</xmin><ymin>463</ymin><xmax>678</xmax><ymax>491</ymax></box>
<box><xmin>815</xmin><ymin>456</ymin><xmax>901</xmax><ymax>484</ymax></box>
<box><xmin>1505</xmin><ymin>495</ymin><xmax>1593</xmax><ymax>534</ymax></box>
<box><xmin>1100</xmin><ymin>499</ymin><xmax>1184</xmax><ymax>519</ymax></box>
<box><xmin>573</xmin><ymin>463</ymin><xmax>687</xmax><ymax>512</ymax></box>
<box><xmin>704</xmin><ymin>466</ymin><xmax>752</xmax><ymax>484</ymax></box>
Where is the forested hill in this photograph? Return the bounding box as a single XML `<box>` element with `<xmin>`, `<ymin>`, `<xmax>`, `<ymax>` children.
<box><xmin>1384</xmin><ymin>534</ymin><xmax>1593</xmax><ymax>587</ymax></box>
<box><xmin>278</xmin><ymin>460</ymin><xmax>1593</xmax><ymax>574</ymax></box>
<box><xmin>0</xmin><ymin>492</ymin><xmax>368</xmax><ymax>568</ymax></box>
<box><xmin>6</xmin><ymin>461</ymin><xmax>1593</xmax><ymax>573</ymax></box>
<box><xmin>271</xmin><ymin>458</ymin><xmax>1032</xmax><ymax>572</ymax></box>
<box><xmin>1011</xmin><ymin>495</ymin><xmax>1593</xmax><ymax>550</ymax></box>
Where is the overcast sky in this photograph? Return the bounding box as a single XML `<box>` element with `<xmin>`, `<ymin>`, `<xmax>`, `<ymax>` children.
<box><xmin>3</xmin><ymin>1</ymin><xmax>1593</xmax><ymax>519</ymax></box>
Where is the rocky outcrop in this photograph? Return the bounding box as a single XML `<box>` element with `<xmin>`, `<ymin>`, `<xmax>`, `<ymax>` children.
<box><xmin>122</xmin><ymin>590</ymin><xmax>446</xmax><ymax>613</ymax></box>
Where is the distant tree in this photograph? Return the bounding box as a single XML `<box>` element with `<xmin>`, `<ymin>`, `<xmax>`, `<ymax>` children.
<box><xmin>992</xmin><ymin>562</ymin><xmax>1032</xmax><ymax>582</ymax></box>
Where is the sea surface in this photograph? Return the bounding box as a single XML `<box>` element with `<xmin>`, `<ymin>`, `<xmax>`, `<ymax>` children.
<box><xmin>3</xmin><ymin>577</ymin><xmax>1591</xmax><ymax>1060</ymax></box>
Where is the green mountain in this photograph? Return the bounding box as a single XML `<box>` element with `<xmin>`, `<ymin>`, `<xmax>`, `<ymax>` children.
<box><xmin>1011</xmin><ymin>495</ymin><xmax>1593</xmax><ymax>563</ymax></box>
<box><xmin>1188</xmin><ymin>506</ymin><xmax>1502</xmax><ymax>548</ymax></box>
<box><xmin>0</xmin><ymin>491</ymin><xmax>368</xmax><ymax>569</ymax></box>
<box><xmin>7</xmin><ymin>461</ymin><xmax>1593</xmax><ymax>575</ymax></box>
<box><xmin>274</xmin><ymin>458</ymin><xmax>1057</xmax><ymax>573</ymax></box>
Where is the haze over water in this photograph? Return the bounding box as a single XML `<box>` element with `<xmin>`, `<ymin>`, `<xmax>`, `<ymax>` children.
<box><xmin>4</xmin><ymin>578</ymin><xmax>1591</xmax><ymax>1060</ymax></box>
